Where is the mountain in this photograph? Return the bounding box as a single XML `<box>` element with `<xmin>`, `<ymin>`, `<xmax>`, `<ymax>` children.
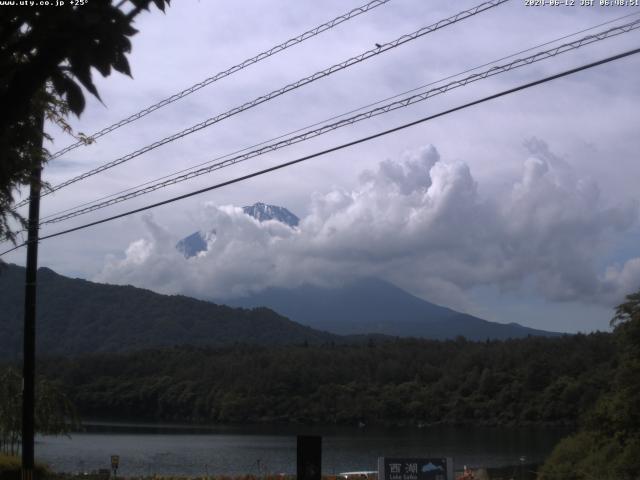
<box><xmin>0</xmin><ymin>263</ymin><xmax>561</xmax><ymax>360</ymax></box>
<box><xmin>0</xmin><ymin>263</ymin><xmax>338</xmax><ymax>359</ymax></box>
<box><xmin>175</xmin><ymin>231</ymin><xmax>209</xmax><ymax>258</ymax></box>
<box><xmin>176</xmin><ymin>202</ymin><xmax>299</xmax><ymax>258</ymax></box>
<box><xmin>227</xmin><ymin>278</ymin><xmax>562</xmax><ymax>340</ymax></box>
<box><xmin>242</xmin><ymin>202</ymin><xmax>299</xmax><ymax>226</ymax></box>
<box><xmin>173</xmin><ymin>202</ymin><xmax>560</xmax><ymax>339</ymax></box>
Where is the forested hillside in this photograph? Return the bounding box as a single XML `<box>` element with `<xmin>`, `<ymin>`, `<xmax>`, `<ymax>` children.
<box><xmin>0</xmin><ymin>265</ymin><xmax>560</xmax><ymax>356</ymax></box>
<box><xmin>539</xmin><ymin>290</ymin><xmax>640</xmax><ymax>480</ymax></box>
<box><xmin>33</xmin><ymin>333</ymin><xmax>615</xmax><ymax>427</ymax></box>
<box><xmin>0</xmin><ymin>264</ymin><xmax>337</xmax><ymax>358</ymax></box>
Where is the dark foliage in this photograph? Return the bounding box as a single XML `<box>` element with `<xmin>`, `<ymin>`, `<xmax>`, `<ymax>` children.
<box><xmin>0</xmin><ymin>367</ymin><xmax>78</xmax><ymax>455</ymax></box>
<box><xmin>0</xmin><ymin>264</ymin><xmax>337</xmax><ymax>359</ymax></box>
<box><xmin>30</xmin><ymin>333</ymin><xmax>615</xmax><ymax>428</ymax></box>
<box><xmin>539</xmin><ymin>288</ymin><xmax>640</xmax><ymax>480</ymax></box>
<box><xmin>0</xmin><ymin>453</ymin><xmax>50</xmax><ymax>480</ymax></box>
<box><xmin>0</xmin><ymin>0</ymin><xmax>170</xmax><ymax>242</ymax></box>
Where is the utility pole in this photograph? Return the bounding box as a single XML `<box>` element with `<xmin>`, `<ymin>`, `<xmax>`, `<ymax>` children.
<box><xmin>22</xmin><ymin>113</ymin><xmax>44</xmax><ymax>480</ymax></box>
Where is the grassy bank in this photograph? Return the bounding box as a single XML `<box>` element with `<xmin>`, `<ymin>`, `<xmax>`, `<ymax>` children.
<box><xmin>0</xmin><ymin>454</ymin><xmax>51</xmax><ymax>480</ymax></box>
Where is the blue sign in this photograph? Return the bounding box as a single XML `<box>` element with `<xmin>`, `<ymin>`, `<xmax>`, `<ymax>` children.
<box><xmin>377</xmin><ymin>458</ymin><xmax>453</xmax><ymax>480</ymax></box>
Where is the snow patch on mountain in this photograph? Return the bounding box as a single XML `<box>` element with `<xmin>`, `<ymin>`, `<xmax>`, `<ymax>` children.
<box><xmin>176</xmin><ymin>202</ymin><xmax>298</xmax><ymax>258</ymax></box>
<box><xmin>242</xmin><ymin>202</ymin><xmax>299</xmax><ymax>227</ymax></box>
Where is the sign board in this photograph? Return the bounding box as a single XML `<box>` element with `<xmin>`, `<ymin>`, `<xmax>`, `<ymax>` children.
<box><xmin>377</xmin><ymin>458</ymin><xmax>453</xmax><ymax>480</ymax></box>
<box><xmin>110</xmin><ymin>455</ymin><xmax>119</xmax><ymax>470</ymax></box>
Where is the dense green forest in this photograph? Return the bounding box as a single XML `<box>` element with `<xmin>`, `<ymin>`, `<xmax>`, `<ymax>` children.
<box><xmin>539</xmin><ymin>291</ymin><xmax>640</xmax><ymax>480</ymax></box>
<box><xmin>27</xmin><ymin>333</ymin><xmax>615</xmax><ymax>427</ymax></box>
<box><xmin>0</xmin><ymin>264</ymin><xmax>338</xmax><ymax>359</ymax></box>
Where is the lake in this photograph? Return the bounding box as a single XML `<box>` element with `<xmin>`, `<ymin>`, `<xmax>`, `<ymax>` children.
<box><xmin>35</xmin><ymin>422</ymin><xmax>570</xmax><ymax>476</ymax></box>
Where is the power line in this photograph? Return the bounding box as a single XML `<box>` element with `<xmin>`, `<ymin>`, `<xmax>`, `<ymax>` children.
<box><xmin>3</xmin><ymin>46</ymin><xmax>638</xmax><ymax>257</ymax></box>
<box><xmin>47</xmin><ymin>0</ymin><xmax>393</xmax><ymax>161</ymax></box>
<box><xmin>19</xmin><ymin>0</ymin><xmax>508</xmax><ymax>208</ymax></box>
<box><xmin>39</xmin><ymin>11</ymin><xmax>640</xmax><ymax>223</ymax></box>
<box><xmin>38</xmin><ymin>19</ymin><xmax>640</xmax><ymax>225</ymax></box>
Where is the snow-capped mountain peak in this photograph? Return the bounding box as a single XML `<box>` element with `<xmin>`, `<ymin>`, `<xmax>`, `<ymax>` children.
<box><xmin>242</xmin><ymin>202</ymin><xmax>299</xmax><ymax>227</ymax></box>
<box><xmin>176</xmin><ymin>202</ymin><xmax>299</xmax><ymax>258</ymax></box>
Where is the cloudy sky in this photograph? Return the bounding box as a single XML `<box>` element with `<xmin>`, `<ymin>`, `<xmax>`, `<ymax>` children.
<box><xmin>4</xmin><ymin>0</ymin><xmax>640</xmax><ymax>333</ymax></box>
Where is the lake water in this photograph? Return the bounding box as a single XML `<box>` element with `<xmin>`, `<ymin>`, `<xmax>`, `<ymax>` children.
<box><xmin>35</xmin><ymin>422</ymin><xmax>569</xmax><ymax>476</ymax></box>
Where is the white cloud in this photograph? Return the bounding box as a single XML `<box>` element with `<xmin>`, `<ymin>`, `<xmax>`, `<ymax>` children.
<box><xmin>0</xmin><ymin>0</ymin><xmax>634</xmax><ymax>334</ymax></box>
<box><xmin>96</xmin><ymin>140</ymin><xmax>640</xmax><ymax>308</ymax></box>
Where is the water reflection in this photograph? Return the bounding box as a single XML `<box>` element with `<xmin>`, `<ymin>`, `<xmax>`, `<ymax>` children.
<box><xmin>35</xmin><ymin>422</ymin><xmax>570</xmax><ymax>476</ymax></box>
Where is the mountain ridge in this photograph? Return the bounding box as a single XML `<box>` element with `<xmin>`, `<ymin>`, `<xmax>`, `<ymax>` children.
<box><xmin>227</xmin><ymin>277</ymin><xmax>563</xmax><ymax>340</ymax></box>
<box><xmin>173</xmin><ymin>202</ymin><xmax>561</xmax><ymax>339</ymax></box>
<box><xmin>0</xmin><ymin>263</ymin><xmax>562</xmax><ymax>361</ymax></box>
<box><xmin>242</xmin><ymin>202</ymin><xmax>299</xmax><ymax>226</ymax></box>
<box><xmin>0</xmin><ymin>263</ymin><xmax>338</xmax><ymax>359</ymax></box>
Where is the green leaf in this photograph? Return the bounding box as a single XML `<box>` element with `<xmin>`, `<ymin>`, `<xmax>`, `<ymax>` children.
<box><xmin>63</xmin><ymin>77</ymin><xmax>85</xmax><ymax>116</ymax></box>
<box><xmin>112</xmin><ymin>52</ymin><xmax>131</xmax><ymax>77</ymax></box>
<box><xmin>153</xmin><ymin>0</ymin><xmax>167</xmax><ymax>11</ymax></box>
<box><xmin>49</xmin><ymin>71</ymin><xmax>66</xmax><ymax>96</ymax></box>
<box><xmin>69</xmin><ymin>59</ymin><xmax>101</xmax><ymax>102</ymax></box>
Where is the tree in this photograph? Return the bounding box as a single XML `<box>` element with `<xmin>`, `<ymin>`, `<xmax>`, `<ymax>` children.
<box><xmin>0</xmin><ymin>0</ymin><xmax>171</xmax><ymax>243</ymax></box>
<box><xmin>0</xmin><ymin>369</ymin><xmax>21</xmax><ymax>455</ymax></box>
<box><xmin>539</xmin><ymin>288</ymin><xmax>640</xmax><ymax>480</ymax></box>
<box><xmin>0</xmin><ymin>367</ymin><xmax>78</xmax><ymax>455</ymax></box>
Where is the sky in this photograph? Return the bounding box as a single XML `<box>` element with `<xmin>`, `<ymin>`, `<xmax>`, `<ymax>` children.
<box><xmin>4</xmin><ymin>0</ymin><xmax>640</xmax><ymax>333</ymax></box>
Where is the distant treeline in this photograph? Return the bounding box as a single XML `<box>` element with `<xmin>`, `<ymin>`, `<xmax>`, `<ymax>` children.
<box><xmin>28</xmin><ymin>333</ymin><xmax>616</xmax><ymax>427</ymax></box>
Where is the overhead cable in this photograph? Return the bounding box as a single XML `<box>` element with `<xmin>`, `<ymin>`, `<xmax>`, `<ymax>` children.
<box><xmin>39</xmin><ymin>19</ymin><xmax>640</xmax><ymax>225</ymax></box>
<box><xmin>19</xmin><ymin>0</ymin><xmax>509</xmax><ymax>208</ymax></box>
<box><xmin>39</xmin><ymin>11</ymin><xmax>640</xmax><ymax>223</ymax></box>
<box><xmin>3</xmin><ymin>45</ymin><xmax>638</xmax><ymax>257</ymax></box>
<box><xmin>48</xmin><ymin>0</ymin><xmax>393</xmax><ymax>161</ymax></box>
